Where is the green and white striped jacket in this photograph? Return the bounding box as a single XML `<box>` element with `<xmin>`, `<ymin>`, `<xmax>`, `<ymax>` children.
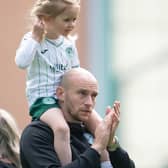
<box><xmin>15</xmin><ymin>32</ymin><xmax>80</xmax><ymax>107</ymax></box>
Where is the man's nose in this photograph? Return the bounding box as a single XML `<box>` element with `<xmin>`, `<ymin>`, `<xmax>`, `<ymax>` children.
<box><xmin>84</xmin><ymin>96</ymin><xmax>93</xmax><ymax>106</ymax></box>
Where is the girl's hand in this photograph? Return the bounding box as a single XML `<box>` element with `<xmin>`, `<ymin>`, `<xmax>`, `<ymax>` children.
<box><xmin>32</xmin><ymin>19</ymin><xmax>45</xmax><ymax>42</ymax></box>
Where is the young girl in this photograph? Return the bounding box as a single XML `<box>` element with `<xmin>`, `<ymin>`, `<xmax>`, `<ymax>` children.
<box><xmin>15</xmin><ymin>0</ymin><xmax>102</xmax><ymax>165</ymax></box>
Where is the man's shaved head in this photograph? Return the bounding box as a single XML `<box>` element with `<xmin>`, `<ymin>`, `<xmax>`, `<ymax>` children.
<box><xmin>60</xmin><ymin>67</ymin><xmax>98</xmax><ymax>89</ymax></box>
<box><xmin>57</xmin><ymin>68</ymin><xmax>99</xmax><ymax>123</ymax></box>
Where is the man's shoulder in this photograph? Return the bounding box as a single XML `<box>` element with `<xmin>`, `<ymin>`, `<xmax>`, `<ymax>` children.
<box><xmin>24</xmin><ymin>120</ymin><xmax>48</xmax><ymax>129</ymax></box>
<box><xmin>21</xmin><ymin>120</ymin><xmax>53</xmax><ymax>142</ymax></box>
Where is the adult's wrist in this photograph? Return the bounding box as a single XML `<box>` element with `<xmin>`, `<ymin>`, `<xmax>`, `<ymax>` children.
<box><xmin>101</xmin><ymin>161</ymin><xmax>113</xmax><ymax>168</ymax></box>
<box><xmin>91</xmin><ymin>143</ymin><xmax>103</xmax><ymax>155</ymax></box>
<box><xmin>107</xmin><ymin>136</ymin><xmax>120</xmax><ymax>152</ymax></box>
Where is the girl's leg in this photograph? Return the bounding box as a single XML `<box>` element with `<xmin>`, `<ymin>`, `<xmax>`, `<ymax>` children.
<box><xmin>86</xmin><ymin>101</ymin><xmax>120</xmax><ymax>135</ymax></box>
<box><xmin>40</xmin><ymin>107</ymin><xmax>71</xmax><ymax>166</ymax></box>
<box><xmin>84</xmin><ymin>109</ymin><xmax>102</xmax><ymax>135</ymax></box>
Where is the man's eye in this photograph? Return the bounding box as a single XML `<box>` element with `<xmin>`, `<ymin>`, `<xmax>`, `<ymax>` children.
<box><xmin>80</xmin><ymin>92</ymin><xmax>85</xmax><ymax>95</ymax></box>
<box><xmin>92</xmin><ymin>94</ymin><xmax>97</xmax><ymax>99</ymax></box>
<box><xmin>79</xmin><ymin>91</ymin><xmax>87</xmax><ymax>96</ymax></box>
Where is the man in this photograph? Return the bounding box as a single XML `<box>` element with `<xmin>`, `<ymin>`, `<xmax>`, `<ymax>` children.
<box><xmin>20</xmin><ymin>68</ymin><xmax>135</xmax><ymax>168</ymax></box>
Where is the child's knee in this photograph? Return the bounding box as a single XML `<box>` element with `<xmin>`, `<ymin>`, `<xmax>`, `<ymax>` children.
<box><xmin>53</xmin><ymin>123</ymin><xmax>70</xmax><ymax>135</ymax></box>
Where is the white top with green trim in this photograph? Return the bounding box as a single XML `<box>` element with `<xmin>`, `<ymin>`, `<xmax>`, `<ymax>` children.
<box><xmin>15</xmin><ymin>32</ymin><xmax>80</xmax><ymax>107</ymax></box>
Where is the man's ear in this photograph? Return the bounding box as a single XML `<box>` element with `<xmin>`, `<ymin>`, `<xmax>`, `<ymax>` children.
<box><xmin>56</xmin><ymin>86</ymin><xmax>65</xmax><ymax>101</ymax></box>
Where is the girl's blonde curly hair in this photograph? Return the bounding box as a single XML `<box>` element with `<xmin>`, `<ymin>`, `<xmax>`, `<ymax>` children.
<box><xmin>31</xmin><ymin>0</ymin><xmax>80</xmax><ymax>18</ymax></box>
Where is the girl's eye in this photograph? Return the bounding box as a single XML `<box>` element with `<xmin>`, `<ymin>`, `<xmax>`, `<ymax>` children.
<box><xmin>64</xmin><ymin>18</ymin><xmax>76</xmax><ymax>22</ymax></box>
<box><xmin>73</xmin><ymin>18</ymin><xmax>76</xmax><ymax>22</ymax></box>
<box><xmin>64</xmin><ymin>19</ymin><xmax>70</xmax><ymax>22</ymax></box>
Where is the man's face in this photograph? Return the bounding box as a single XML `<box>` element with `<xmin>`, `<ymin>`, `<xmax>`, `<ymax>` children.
<box><xmin>63</xmin><ymin>76</ymin><xmax>98</xmax><ymax>123</ymax></box>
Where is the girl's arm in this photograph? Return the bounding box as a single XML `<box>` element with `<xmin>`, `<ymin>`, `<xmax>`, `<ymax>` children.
<box><xmin>15</xmin><ymin>32</ymin><xmax>40</xmax><ymax>69</ymax></box>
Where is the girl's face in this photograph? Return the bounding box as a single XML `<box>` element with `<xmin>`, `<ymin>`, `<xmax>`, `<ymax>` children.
<box><xmin>43</xmin><ymin>5</ymin><xmax>80</xmax><ymax>39</ymax></box>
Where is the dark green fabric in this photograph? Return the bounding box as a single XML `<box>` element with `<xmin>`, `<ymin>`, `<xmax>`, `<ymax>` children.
<box><xmin>29</xmin><ymin>97</ymin><xmax>59</xmax><ymax>120</ymax></box>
